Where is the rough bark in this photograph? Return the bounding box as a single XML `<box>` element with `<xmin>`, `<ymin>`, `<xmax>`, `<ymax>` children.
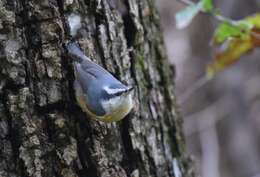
<box><xmin>0</xmin><ymin>0</ymin><xmax>194</xmax><ymax>177</ymax></box>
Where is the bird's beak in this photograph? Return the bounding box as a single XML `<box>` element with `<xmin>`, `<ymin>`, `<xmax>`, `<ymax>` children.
<box><xmin>127</xmin><ymin>86</ymin><xmax>134</xmax><ymax>92</ymax></box>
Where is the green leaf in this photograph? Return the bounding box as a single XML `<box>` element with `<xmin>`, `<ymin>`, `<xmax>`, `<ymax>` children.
<box><xmin>213</xmin><ymin>14</ymin><xmax>260</xmax><ymax>44</ymax></box>
<box><xmin>236</xmin><ymin>20</ymin><xmax>253</xmax><ymax>31</ymax></box>
<box><xmin>201</xmin><ymin>0</ymin><xmax>213</xmax><ymax>12</ymax></box>
<box><xmin>175</xmin><ymin>3</ymin><xmax>202</xmax><ymax>29</ymax></box>
<box><xmin>207</xmin><ymin>35</ymin><xmax>253</xmax><ymax>77</ymax></box>
<box><xmin>244</xmin><ymin>13</ymin><xmax>260</xmax><ymax>29</ymax></box>
<box><xmin>213</xmin><ymin>22</ymin><xmax>247</xmax><ymax>43</ymax></box>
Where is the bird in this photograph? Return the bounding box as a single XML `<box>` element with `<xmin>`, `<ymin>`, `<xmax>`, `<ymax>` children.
<box><xmin>66</xmin><ymin>42</ymin><xmax>134</xmax><ymax>122</ymax></box>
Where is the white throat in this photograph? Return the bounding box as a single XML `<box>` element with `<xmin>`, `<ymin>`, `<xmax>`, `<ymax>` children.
<box><xmin>101</xmin><ymin>93</ymin><xmax>133</xmax><ymax>121</ymax></box>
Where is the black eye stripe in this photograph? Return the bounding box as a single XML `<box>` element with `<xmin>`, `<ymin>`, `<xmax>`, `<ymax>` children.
<box><xmin>114</xmin><ymin>90</ymin><xmax>125</xmax><ymax>96</ymax></box>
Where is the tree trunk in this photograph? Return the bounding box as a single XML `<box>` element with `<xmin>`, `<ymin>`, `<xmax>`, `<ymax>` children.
<box><xmin>0</xmin><ymin>0</ymin><xmax>195</xmax><ymax>177</ymax></box>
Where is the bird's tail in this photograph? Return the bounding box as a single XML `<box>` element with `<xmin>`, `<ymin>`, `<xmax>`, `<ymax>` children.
<box><xmin>65</xmin><ymin>42</ymin><xmax>90</xmax><ymax>62</ymax></box>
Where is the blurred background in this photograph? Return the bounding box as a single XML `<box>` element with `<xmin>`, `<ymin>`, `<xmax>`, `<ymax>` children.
<box><xmin>156</xmin><ymin>0</ymin><xmax>260</xmax><ymax>177</ymax></box>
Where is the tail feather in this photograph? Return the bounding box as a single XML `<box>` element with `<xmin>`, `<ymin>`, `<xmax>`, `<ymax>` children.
<box><xmin>65</xmin><ymin>42</ymin><xmax>90</xmax><ymax>62</ymax></box>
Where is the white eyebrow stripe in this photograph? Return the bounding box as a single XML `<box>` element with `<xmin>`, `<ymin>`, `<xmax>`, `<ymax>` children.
<box><xmin>104</xmin><ymin>86</ymin><xmax>126</xmax><ymax>95</ymax></box>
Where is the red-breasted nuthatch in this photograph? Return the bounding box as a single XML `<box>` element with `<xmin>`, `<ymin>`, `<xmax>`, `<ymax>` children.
<box><xmin>66</xmin><ymin>42</ymin><xmax>134</xmax><ymax>122</ymax></box>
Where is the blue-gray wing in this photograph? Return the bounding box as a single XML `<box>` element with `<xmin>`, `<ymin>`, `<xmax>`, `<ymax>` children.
<box><xmin>80</xmin><ymin>59</ymin><xmax>114</xmax><ymax>80</ymax></box>
<box><xmin>73</xmin><ymin>62</ymin><xmax>97</xmax><ymax>89</ymax></box>
<box><xmin>74</xmin><ymin>62</ymin><xmax>106</xmax><ymax>116</ymax></box>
